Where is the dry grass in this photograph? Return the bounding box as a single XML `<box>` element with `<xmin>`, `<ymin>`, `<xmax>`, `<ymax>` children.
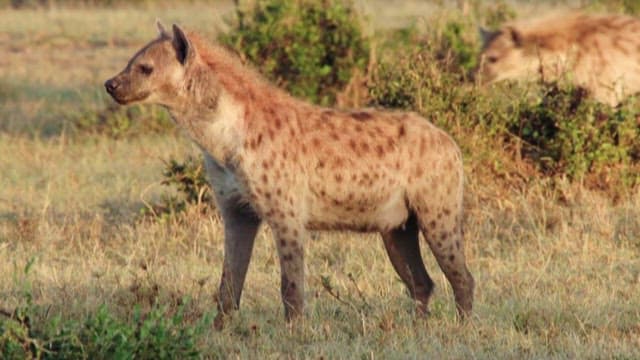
<box><xmin>1</xmin><ymin>2</ymin><xmax>639</xmax><ymax>358</ymax></box>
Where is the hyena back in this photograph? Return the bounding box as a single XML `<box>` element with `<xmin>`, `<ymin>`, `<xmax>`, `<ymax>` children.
<box><xmin>477</xmin><ymin>12</ymin><xmax>640</xmax><ymax>105</ymax></box>
<box><xmin>105</xmin><ymin>23</ymin><xmax>474</xmax><ymax>326</ymax></box>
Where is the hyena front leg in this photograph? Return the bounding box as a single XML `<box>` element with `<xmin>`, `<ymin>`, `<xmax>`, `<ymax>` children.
<box><xmin>203</xmin><ymin>153</ymin><xmax>261</xmax><ymax>328</ymax></box>
<box><xmin>214</xmin><ymin>202</ymin><xmax>261</xmax><ymax>328</ymax></box>
<box><xmin>380</xmin><ymin>213</ymin><xmax>435</xmax><ymax>315</ymax></box>
<box><xmin>270</xmin><ymin>221</ymin><xmax>306</xmax><ymax>322</ymax></box>
<box><xmin>418</xmin><ymin>213</ymin><xmax>474</xmax><ymax>319</ymax></box>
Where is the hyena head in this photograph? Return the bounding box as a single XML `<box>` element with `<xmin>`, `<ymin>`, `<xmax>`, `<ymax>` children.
<box><xmin>475</xmin><ymin>26</ymin><xmax>538</xmax><ymax>84</ymax></box>
<box><xmin>105</xmin><ymin>22</ymin><xmax>195</xmax><ymax>107</ymax></box>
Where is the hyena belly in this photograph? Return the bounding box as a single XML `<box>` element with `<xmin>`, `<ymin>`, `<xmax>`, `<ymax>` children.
<box><xmin>301</xmin><ymin>116</ymin><xmax>418</xmax><ymax>233</ymax></box>
<box><xmin>305</xmin><ymin>171</ymin><xmax>409</xmax><ymax>233</ymax></box>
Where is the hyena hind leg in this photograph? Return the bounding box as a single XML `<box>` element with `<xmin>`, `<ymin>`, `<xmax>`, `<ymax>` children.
<box><xmin>419</xmin><ymin>216</ymin><xmax>474</xmax><ymax>319</ymax></box>
<box><xmin>271</xmin><ymin>222</ymin><xmax>307</xmax><ymax>323</ymax></box>
<box><xmin>381</xmin><ymin>213</ymin><xmax>435</xmax><ymax>315</ymax></box>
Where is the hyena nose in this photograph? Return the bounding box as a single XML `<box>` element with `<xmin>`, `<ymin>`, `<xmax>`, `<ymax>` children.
<box><xmin>104</xmin><ymin>79</ymin><xmax>119</xmax><ymax>94</ymax></box>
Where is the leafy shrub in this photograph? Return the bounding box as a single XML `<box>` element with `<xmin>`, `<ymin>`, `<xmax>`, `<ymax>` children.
<box><xmin>481</xmin><ymin>0</ymin><xmax>516</xmax><ymax>29</ymax></box>
<box><xmin>2</xmin><ymin>0</ymin><xmax>184</xmax><ymax>8</ymax></box>
<box><xmin>438</xmin><ymin>20</ymin><xmax>479</xmax><ymax>77</ymax></box>
<box><xmin>586</xmin><ymin>0</ymin><xmax>640</xmax><ymax>15</ymax></box>
<box><xmin>510</xmin><ymin>83</ymin><xmax>640</xmax><ymax>183</ymax></box>
<box><xmin>1</xmin><ymin>305</ymin><xmax>210</xmax><ymax>359</ymax></box>
<box><xmin>143</xmin><ymin>155</ymin><xmax>212</xmax><ymax>218</ymax></box>
<box><xmin>1</xmin><ymin>260</ymin><xmax>210</xmax><ymax>360</ymax></box>
<box><xmin>73</xmin><ymin>103</ymin><xmax>175</xmax><ymax>139</ymax></box>
<box><xmin>221</xmin><ymin>0</ymin><xmax>370</xmax><ymax>105</ymax></box>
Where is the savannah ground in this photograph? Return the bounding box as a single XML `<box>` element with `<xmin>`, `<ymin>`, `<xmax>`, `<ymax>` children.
<box><xmin>1</xmin><ymin>1</ymin><xmax>639</xmax><ymax>358</ymax></box>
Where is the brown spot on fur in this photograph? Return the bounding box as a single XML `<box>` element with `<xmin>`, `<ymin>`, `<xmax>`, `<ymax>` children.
<box><xmin>398</xmin><ymin>124</ymin><xmax>406</xmax><ymax>137</ymax></box>
<box><xmin>335</xmin><ymin>174</ymin><xmax>343</xmax><ymax>183</ymax></box>
<box><xmin>352</xmin><ymin>111</ymin><xmax>373</xmax><ymax>121</ymax></box>
<box><xmin>322</xmin><ymin>110</ymin><xmax>336</xmax><ymax>120</ymax></box>
<box><xmin>386</xmin><ymin>137</ymin><xmax>395</xmax><ymax>151</ymax></box>
<box><xmin>348</xmin><ymin>139</ymin><xmax>357</xmax><ymax>152</ymax></box>
<box><xmin>361</xmin><ymin>142</ymin><xmax>370</xmax><ymax>153</ymax></box>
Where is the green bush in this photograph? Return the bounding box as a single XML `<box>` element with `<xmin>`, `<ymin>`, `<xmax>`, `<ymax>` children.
<box><xmin>1</xmin><ymin>304</ymin><xmax>210</xmax><ymax>359</ymax></box>
<box><xmin>510</xmin><ymin>83</ymin><xmax>640</xmax><ymax>182</ymax></box>
<box><xmin>221</xmin><ymin>0</ymin><xmax>370</xmax><ymax>105</ymax></box>
<box><xmin>438</xmin><ymin>20</ymin><xmax>479</xmax><ymax>77</ymax></box>
<box><xmin>0</xmin><ymin>257</ymin><xmax>209</xmax><ymax>359</ymax></box>
<box><xmin>73</xmin><ymin>103</ymin><xmax>175</xmax><ymax>139</ymax></box>
<box><xmin>143</xmin><ymin>155</ymin><xmax>212</xmax><ymax>218</ymax></box>
<box><xmin>482</xmin><ymin>0</ymin><xmax>516</xmax><ymax>29</ymax></box>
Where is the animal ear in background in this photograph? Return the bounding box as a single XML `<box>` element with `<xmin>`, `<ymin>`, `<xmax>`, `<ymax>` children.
<box><xmin>478</xmin><ymin>27</ymin><xmax>497</xmax><ymax>47</ymax></box>
<box><xmin>506</xmin><ymin>26</ymin><xmax>523</xmax><ymax>47</ymax></box>
<box><xmin>172</xmin><ymin>24</ymin><xmax>196</xmax><ymax>66</ymax></box>
<box><xmin>156</xmin><ymin>20</ymin><xmax>170</xmax><ymax>38</ymax></box>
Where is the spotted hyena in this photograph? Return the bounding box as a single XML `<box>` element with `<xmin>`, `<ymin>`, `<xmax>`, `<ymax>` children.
<box><xmin>477</xmin><ymin>12</ymin><xmax>640</xmax><ymax>105</ymax></box>
<box><xmin>105</xmin><ymin>23</ymin><xmax>474</xmax><ymax>325</ymax></box>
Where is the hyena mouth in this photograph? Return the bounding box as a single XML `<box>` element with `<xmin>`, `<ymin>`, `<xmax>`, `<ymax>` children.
<box><xmin>109</xmin><ymin>91</ymin><xmax>151</xmax><ymax>105</ymax></box>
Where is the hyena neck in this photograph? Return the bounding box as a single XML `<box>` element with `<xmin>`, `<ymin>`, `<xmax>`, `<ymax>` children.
<box><xmin>167</xmin><ymin>35</ymin><xmax>305</xmax><ymax>168</ymax></box>
<box><xmin>168</xmin><ymin>88</ymin><xmax>246</xmax><ymax>168</ymax></box>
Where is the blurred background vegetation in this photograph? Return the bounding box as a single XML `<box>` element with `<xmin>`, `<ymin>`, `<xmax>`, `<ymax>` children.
<box><xmin>1</xmin><ymin>0</ymin><xmax>640</xmax><ymax>358</ymax></box>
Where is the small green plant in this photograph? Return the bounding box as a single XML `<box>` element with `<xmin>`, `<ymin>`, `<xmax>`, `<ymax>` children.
<box><xmin>221</xmin><ymin>0</ymin><xmax>370</xmax><ymax>105</ymax></box>
<box><xmin>143</xmin><ymin>155</ymin><xmax>212</xmax><ymax>218</ymax></box>
<box><xmin>439</xmin><ymin>20</ymin><xmax>479</xmax><ymax>76</ymax></box>
<box><xmin>482</xmin><ymin>0</ymin><xmax>516</xmax><ymax>29</ymax></box>
<box><xmin>73</xmin><ymin>102</ymin><xmax>175</xmax><ymax>139</ymax></box>
<box><xmin>586</xmin><ymin>0</ymin><xmax>640</xmax><ymax>16</ymax></box>
<box><xmin>1</xmin><ymin>304</ymin><xmax>212</xmax><ymax>359</ymax></box>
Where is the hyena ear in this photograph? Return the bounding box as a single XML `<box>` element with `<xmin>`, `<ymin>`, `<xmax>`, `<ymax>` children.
<box><xmin>172</xmin><ymin>24</ymin><xmax>196</xmax><ymax>66</ymax></box>
<box><xmin>478</xmin><ymin>27</ymin><xmax>496</xmax><ymax>47</ymax></box>
<box><xmin>156</xmin><ymin>20</ymin><xmax>170</xmax><ymax>38</ymax></box>
<box><xmin>506</xmin><ymin>26</ymin><xmax>523</xmax><ymax>47</ymax></box>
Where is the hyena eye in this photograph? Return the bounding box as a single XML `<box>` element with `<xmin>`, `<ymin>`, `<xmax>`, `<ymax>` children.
<box><xmin>138</xmin><ymin>64</ymin><xmax>154</xmax><ymax>75</ymax></box>
<box><xmin>487</xmin><ymin>56</ymin><xmax>499</xmax><ymax>64</ymax></box>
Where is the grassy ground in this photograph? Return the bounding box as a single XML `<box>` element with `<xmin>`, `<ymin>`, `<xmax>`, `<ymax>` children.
<box><xmin>1</xmin><ymin>2</ymin><xmax>639</xmax><ymax>359</ymax></box>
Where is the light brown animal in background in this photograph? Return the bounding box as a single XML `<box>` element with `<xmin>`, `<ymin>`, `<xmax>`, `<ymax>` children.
<box><xmin>477</xmin><ymin>12</ymin><xmax>640</xmax><ymax>105</ymax></box>
<box><xmin>104</xmin><ymin>23</ymin><xmax>474</xmax><ymax>327</ymax></box>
